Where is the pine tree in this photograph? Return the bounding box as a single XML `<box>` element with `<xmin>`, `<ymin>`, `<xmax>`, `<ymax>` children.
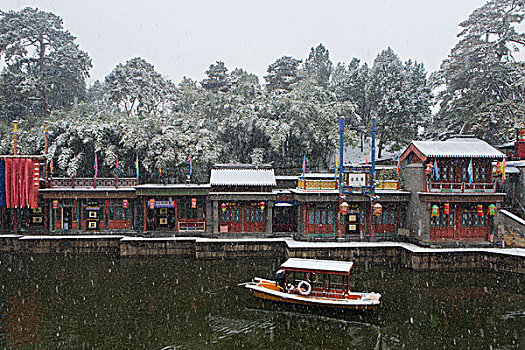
<box><xmin>302</xmin><ymin>43</ymin><xmax>333</xmax><ymax>87</ymax></box>
<box><xmin>200</xmin><ymin>61</ymin><xmax>231</xmax><ymax>92</ymax></box>
<box><xmin>432</xmin><ymin>0</ymin><xmax>525</xmax><ymax>142</ymax></box>
<box><xmin>0</xmin><ymin>7</ymin><xmax>92</xmax><ymax>121</ymax></box>
<box><xmin>264</xmin><ymin>56</ymin><xmax>302</xmax><ymax>93</ymax></box>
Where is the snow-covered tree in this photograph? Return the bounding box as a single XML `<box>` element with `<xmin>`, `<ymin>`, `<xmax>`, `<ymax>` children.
<box><xmin>301</xmin><ymin>43</ymin><xmax>333</xmax><ymax>87</ymax></box>
<box><xmin>431</xmin><ymin>0</ymin><xmax>525</xmax><ymax>142</ymax></box>
<box><xmin>0</xmin><ymin>7</ymin><xmax>92</xmax><ymax>121</ymax></box>
<box><xmin>104</xmin><ymin>57</ymin><xmax>175</xmax><ymax>117</ymax></box>
<box><xmin>368</xmin><ymin>47</ymin><xmax>431</xmax><ymax>157</ymax></box>
<box><xmin>264</xmin><ymin>56</ymin><xmax>302</xmax><ymax>93</ymax></box>
<box><xmin>200</xmin><ymin>61</ymin><xmax>231</xmax><ymax>92</ymax></box>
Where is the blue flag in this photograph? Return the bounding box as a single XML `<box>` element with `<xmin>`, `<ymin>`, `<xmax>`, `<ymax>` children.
<box><xmin>434</xmin><ymin>159</ymin><xmax>439</xmax><ymax>181</ymax></box>
<box><xmin>467</xmin><ymin>159</ymin><xmax>473</xmax><ymax>185</ymax></box>
<box><xmin>301</xmin><ymin>155</ymin><xmax>306</xmax><ymax>180</ymax></box>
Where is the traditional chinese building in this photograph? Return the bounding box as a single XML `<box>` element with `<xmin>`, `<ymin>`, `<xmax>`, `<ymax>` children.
<box><xmin>209</xmin><ymin>164</ymin><xmax>275</xmax><ymax>234</ymax></box>
<box><xmin>399</xmin><ymin>135</ymin><xmax>506</xmax><ymax>242</ymax></box>
<box><xmin>40</xmin><ymin>177</ymin><xmax>137</xmax><ymax>232</ymax></box>
<box><xmin>135</xmin><ymin>184</ymin><xmax>210</xmax><ymax>233</ymax></box>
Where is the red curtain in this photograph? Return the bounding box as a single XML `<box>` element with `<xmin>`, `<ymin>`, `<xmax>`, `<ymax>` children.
<box><xmin>4</xmin><ymin>158</ymin><xmax>39</xmax><ymax>209</ymax></box>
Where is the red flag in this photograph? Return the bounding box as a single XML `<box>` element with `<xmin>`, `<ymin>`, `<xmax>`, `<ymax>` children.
<box><xmin>5</xmin><ymin>159</ymin><xmax>11</xmax><ymax>208</ymax></box>
<box><xmin>11</xmin><ymin>158</ymin><xmax>18</xmax><ymax>208</ymax></box>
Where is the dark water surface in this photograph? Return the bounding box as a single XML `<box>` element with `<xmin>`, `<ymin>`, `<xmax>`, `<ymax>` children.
<box><xmin>0</xmin><ymin>254</ymin><xmax>523</xmax><ymax>349</ymax></box>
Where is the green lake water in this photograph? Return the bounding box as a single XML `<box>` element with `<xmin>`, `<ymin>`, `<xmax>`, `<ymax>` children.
<box><xmin>0</xmin><ymin>254</ymin><xmax>523</xmax><ymax>349</ymax></box>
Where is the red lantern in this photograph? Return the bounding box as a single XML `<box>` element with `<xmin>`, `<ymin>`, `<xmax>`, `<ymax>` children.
<box><xmin>191</xmin><ymin>198</ymin><xmax>197</xmax><ymax>209</ymax></box>
<box><xmin>260</xmin><ymin>201</ymin><xmax>265</xmax><ymax>211</ymax></box>
<box><xmin>74</xmin><ymin>200</ymin><xmax>77</xmax><ymax>214</ymax></box>
<box><xmin>340</xmin><ymin>202</ymin><xmax>349</xmax><ymax>214</ymax></box>
<box><xmin>53</xmin><ymin>200</ymin><xmax>58</xmax><ymax>209</ymax></box>
<box><xmin>221</xmin><ymin>203</ymin><xmax>227</xmax><ymax>213</ymax></box>
<box><xmin>373</xmin><ymin>203</ymin><xmax>382</xmax><ymax>216</ymax></box>
<box><xmin>149</xmin><ymin>198</ymin><xmax>155</xmax><ymax>209</ymax></box>
<box><xmin>477</xmin><ymin>204</ymin><xmax>483</xmax><ymax>217</ymax></box>
<box><xmin>123</xmin><ymin>199</ymin><xmax>129</xmax><ymax>208</ymax></box>
<box><xmin>443</xmin><ymin>203</ymin><xmax>449</xmax><ymax>215</ymax></box>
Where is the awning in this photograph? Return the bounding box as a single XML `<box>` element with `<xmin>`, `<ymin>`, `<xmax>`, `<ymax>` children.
<box><xmin>273</xmin><ymin>201</ymin><xmax>296</xmax><ymax>207</ymax></box>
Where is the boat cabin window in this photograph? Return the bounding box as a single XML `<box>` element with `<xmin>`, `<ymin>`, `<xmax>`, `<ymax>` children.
<box><xmin>286</xmin><ymin>271</ymin><xmax>349</xmax><ymax>295</ymax></box>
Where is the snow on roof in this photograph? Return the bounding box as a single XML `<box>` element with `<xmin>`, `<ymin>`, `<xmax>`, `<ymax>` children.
<box><xmin>411</xmin><ymin>136</ymin><xmax>505</xmax><ymax>159</ymax></box>
<box><xmin>280</xmin><ymin>258</ymin><xmax>354</xmax><ymax>273</ymax></box>
<box><xmin>210</xmin><ymin>167</ymin><xmax>276</xmax><ymax>186</ymax></box>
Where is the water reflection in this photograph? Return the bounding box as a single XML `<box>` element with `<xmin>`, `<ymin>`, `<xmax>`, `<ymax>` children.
<box><xmin>0</xmin><ymin>254</ymin><xmax>523</xmax><ymax>349</ymax></box>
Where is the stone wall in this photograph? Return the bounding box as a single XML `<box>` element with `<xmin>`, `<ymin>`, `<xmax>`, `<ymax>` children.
<box><xmin>403</xmin><ymin>163</ymin><xmax>429</xmax><ymax>241</ymax></box>
<box><xmin>499</xmin><ymin>210</ymin><xmax>525</xmax><ymax>248</ymax></box>
<box><xmin>16</xmin><ymin>236</ymin><xmax>123</xmax><ymax>255</ymax></box>
<box><xmin>120</xmin><ymin>238</ymin><xmax>196</xmax><ymax>257</ymax></box>
<box><xmin>0</xmin><ymin>235</ymin><xmax>522</xmax><ymax>274</ymax></box>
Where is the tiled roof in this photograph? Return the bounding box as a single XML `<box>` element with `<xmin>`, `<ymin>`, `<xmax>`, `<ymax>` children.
<box><xmin>210</xmin><ymin>168</ymin><xmax>276</xmax><ymax>186</ymax></box>
<box><xmin>412</xmin><ymin>136</ymin><xmax>505</xmax><ymax>159</ymax></box>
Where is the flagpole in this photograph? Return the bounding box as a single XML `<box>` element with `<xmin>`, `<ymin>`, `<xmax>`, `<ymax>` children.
<box><xmin>338</xmin><ymin>116</ymin><xmax>345</xmax><ymax>239</ymax></box>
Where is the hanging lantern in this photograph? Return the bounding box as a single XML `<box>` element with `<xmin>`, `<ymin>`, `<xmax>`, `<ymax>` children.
<box><xmin>260</xmin><ymin>201</ymin><xmax>265</xmax><ymax>211</ymax></box>
<box><xmin>489</xmin><ymin>204</ymin><xmax>496</xmax><ymax>216</ymax></box>
<box><xmin>373</xmin><ymin>203</ymin><xmax>382</xmax><ymax>216</ymax></box>
<box><xmin>443</xmin><ymin>203</ymin><xmax>450</xmax><ymax>215</ymax></box>
<box><xmin>33</xmin><ymin>162</ymin><xmax>40</xmax><ymax>187</ymax></box>
<box><xmin>221</xmin><ymin>203</ymin><xmax>227</xmax><ymax>213</ymax></box>
<box><xmin>53</xmin><ymin>200</ymin><xmax>59</xmax><ymax>209</ymax></box>
<box><xmin>340</xmin><ymin>202</ymin><xmax>349</xmax><ymax>214</ymax></box>
<box><xmin>123</xmin><ymin>199</ymin><xmax>129</xmax><ymax>209</ymax></box>
<box><xmin>425</xmin><ymin>163</ymin><xmax>433</xmax><ymax>175</ymax></box>
<box><xmin>149</xmin><ymin>198</ymin><xmax>155</xmax><ymax>209</ymax></box>
<box><xmin>191</xmin><ymin>198</ymin><xmax>197</xmax><ymax>209</ymax></box>
<box><xmin>495</xmin><ymin>161</ymin><xmax>502</xmax><ymax>174</ymax></box>
<box><xmin>431</xmin><ymin>205</ymin><xmax>439</xmax><ymax>217</ymax></box>
<box><xmin>477</xmin><ymin>204</ymin><xmax>483</xmax><ymax>217</ymax></box>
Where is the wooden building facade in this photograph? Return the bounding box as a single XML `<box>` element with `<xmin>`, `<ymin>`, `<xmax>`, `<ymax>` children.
<box><xmin>400</xmin><ymin>135</ymin><xmax>506</xmax><ymax>242</ymax></box>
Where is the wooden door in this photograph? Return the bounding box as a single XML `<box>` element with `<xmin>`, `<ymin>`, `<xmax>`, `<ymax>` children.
<box><xmin>457</xmin><ymin>208</ymin><xmax>489</xmax><ymax>241</ymax></box>
<box><xmin>219</xmin><ymin>205</ymin><xmax>242</xmax><ymax>233</ymax></box>
<box><xmin>244</xmin><ymin>205</ymin><xmax>266</xmax><ymax>233</ymax></box>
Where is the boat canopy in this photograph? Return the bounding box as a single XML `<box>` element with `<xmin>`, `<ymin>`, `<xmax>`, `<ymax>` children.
<box><xmin>280</xmin><ymin>258</ymin><xmax>354</xmax><ymax>274</ymax></box>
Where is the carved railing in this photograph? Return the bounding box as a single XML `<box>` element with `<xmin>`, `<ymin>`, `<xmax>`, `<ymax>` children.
<box><xmin>50</xmin><ymin>177</ymin><xmax>137</xmax><ymax>188</ymax></box>
<box><xmin>428</xmin><ymin>182</ymin><xmax>496</xmax><ymax>193</ymax></box>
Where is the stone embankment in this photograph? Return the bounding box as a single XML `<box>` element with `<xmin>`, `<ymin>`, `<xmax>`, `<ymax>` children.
<box><xmin>0</xmin><ymin>235</ymin><xmax>523</xmax><ymax>274</ymax></box>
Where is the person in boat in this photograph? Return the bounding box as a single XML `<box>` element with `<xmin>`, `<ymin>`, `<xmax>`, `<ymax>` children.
<box><xmin>274</xmin><ymin>269</ymin><xmax>286</xmax><ymax>291</ymax></box>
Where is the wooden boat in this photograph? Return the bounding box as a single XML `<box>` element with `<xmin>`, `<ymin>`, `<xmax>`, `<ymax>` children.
<box><xmin>244</xmin><ymin>258</ymin><xmax>381</xmax><ymax>310</ymax></box>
